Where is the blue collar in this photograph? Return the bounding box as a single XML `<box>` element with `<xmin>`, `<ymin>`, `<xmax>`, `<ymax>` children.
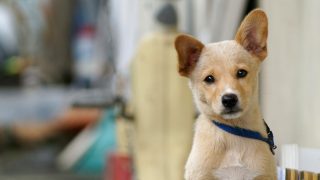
<box><xmin>212</xmin><ymin>120</ymin><xmax>277</xmax><ymax>155</ymax></box>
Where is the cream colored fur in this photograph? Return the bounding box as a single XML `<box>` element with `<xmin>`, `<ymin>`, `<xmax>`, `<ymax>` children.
<box><xmin>175</xmin><ymin>9</ymin><xmax>277</xmax><ymax>180</ymax></box>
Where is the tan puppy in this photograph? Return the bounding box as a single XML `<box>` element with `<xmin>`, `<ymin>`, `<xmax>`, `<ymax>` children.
<box><xmin>175</xmin><ymin>9</ymin><xmax>277</xmax><ymax>180</ymax></box>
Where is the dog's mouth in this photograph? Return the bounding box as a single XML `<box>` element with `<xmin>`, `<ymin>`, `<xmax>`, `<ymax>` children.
<box><xmin>221</xmin><ymin>108</ymin><xmax>242</xmax><ymax>115</ymax></box>
<box><xmin>220</xmin><ymin>108</ymin><xmax>243</xmax><ymax>119</ymax></box>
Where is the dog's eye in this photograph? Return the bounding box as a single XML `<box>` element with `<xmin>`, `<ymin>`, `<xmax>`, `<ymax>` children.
<box><xmin>204</xmin><ymin>75</ymin><xmax>215</xmax><ymax>84</ymax></box>
<box><xmin>237</xmin><ymin>69</ymin><xmax>248</xmax><ymax>78</ymax></box>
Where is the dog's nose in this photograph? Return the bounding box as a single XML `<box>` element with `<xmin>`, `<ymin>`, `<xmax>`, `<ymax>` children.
<box><xmin>222</xmin><ymin>94</ymin><xmax>238</xmax><ymax>108</ymax></box>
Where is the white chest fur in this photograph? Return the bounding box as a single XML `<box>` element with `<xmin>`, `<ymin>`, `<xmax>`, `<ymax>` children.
<box><xmin>214</xmin><ymin>149</ymin><xmax>259</xmax><ymax>179</ymax></box>
<box><xmin>214</xmin><ymin>166</ymin><xmax>259</xmax><ymax>180</ymax></box>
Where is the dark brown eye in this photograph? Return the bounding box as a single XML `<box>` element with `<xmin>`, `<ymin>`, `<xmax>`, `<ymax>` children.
<box><xmin>237</xmin><ymin>69</ymin><xmax>248</xmax><ymax>78</ymax></box>
<box><xmin>204</xmin><ymin>75</ymin><xmax>215</xmax><ymax>84</ymax></box>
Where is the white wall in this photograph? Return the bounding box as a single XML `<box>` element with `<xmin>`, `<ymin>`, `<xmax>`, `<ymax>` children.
<box><xmin>260</xmin><ymin>0</ymin><xmax>320</xmax><ymax>149</ymax></box>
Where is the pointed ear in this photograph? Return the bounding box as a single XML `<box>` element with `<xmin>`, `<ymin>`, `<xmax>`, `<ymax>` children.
<box><xmin>235</xmin><ymin>9</ymin><xmax>268</xmax><ymax>60</ymax></box>
<box><xmin>175</xmin><ymin>34</ymin><xmax>204</xmax><ymax>77</ymax></box>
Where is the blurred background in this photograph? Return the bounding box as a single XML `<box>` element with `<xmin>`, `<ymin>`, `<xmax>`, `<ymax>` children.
<box><xmin>0</xmin><ymin>0</ymin><xmax>319</xmax><ymax>179</ymax></box>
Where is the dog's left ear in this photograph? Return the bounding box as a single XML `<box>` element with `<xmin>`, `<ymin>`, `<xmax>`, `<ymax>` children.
<box><xmin>175</xmin><ymin>34</ymin><xmax>204</xmax><ymax>77</ymax></box>
<box><xmin>235</xmin><ymin>9</ymin><xmax>268</xmax><ymax>60</ymax></box>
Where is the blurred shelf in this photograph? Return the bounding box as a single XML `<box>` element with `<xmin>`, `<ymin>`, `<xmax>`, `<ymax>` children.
<box><xmin>0</xmin><ymin>86</ymin><xmax>115</xmax><ymax>124</ymax></box>
<box><xmin>0</xmin><ymin>174</ymin><xmax>101</xmax><ymax>180</ymax></box>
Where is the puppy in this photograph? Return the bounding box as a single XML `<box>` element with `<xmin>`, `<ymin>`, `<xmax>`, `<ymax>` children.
<box><xmin>175</xmin><ymin>9</ymin><xmax>277</xmax><ymax>180</ymax></box>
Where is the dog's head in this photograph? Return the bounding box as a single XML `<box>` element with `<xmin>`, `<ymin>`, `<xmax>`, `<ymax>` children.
<box><xmin>175</xmin><ymin>9</ymin><xmax>268</xmax><ymax>120</ymax></box>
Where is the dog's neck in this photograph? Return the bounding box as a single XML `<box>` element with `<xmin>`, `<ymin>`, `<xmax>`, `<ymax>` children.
<box><xmin>205</xmin><ymin>91</ymin><xmax>266</xmax><ymax>136</ymax></box>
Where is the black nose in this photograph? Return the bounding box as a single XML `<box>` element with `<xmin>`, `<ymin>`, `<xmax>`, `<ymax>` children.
<box><xmin>222</xmin><ymin>94</ymin><xmax>238</xmax><ymax>108</ymax></box>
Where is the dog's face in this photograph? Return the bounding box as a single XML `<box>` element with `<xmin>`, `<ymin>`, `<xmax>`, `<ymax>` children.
<box><xmin>175</xmin><ymin>9</ymin><xmax>268</xmax><ymax>120</ymax></box>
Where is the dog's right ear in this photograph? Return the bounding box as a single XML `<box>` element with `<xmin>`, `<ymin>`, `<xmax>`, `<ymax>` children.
<box><xmin>235</xmin><ymin>9</ymin><xmax>268</xmax><ymax>60</ymax></box>
<box><xmin>175</xmin><ymin>34</ymin><xmax>204</xmax><ymax>77</ymax></box>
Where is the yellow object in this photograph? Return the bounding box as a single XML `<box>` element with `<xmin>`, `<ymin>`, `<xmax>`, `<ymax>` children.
<box><xmin>131</xmin><ymin>31</ymin><xmax>194</xmax><ymax>180</ymax></box>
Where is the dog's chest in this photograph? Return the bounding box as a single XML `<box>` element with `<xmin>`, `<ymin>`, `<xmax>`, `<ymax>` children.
<box><xmin>213</xmin><ymin>135</ymin><xmax>260</xmax><ymax>179</ymax></box>
<box><xmin>214</xmin><ymin>148</ymin><xmax>258</xmax><ymax>179</ymax></box>
<box><xmin>220</xmin><ymin>148</ymin><xmax>244</xmax><ymax>167</ymax></box>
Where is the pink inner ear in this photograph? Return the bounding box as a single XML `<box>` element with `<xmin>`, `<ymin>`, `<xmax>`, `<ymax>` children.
<box><xmin>244</xmin><ymin>28</ymin><xmax>264</xmax><ymax>55</ymax></box>
<box><xmin>187</xmin><ymin>47</ymin><xmax>200</xmax><ymax>67</ymax></box>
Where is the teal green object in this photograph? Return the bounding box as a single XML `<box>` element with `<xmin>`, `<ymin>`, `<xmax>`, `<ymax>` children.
<box><xmin>73</xmin><ymin>108</ymin><xmax>117</xmax><ymax>173</ymax></box>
